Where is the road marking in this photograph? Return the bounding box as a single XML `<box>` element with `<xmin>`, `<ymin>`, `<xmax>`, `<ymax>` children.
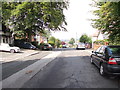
<box><xmin>1</xmin><ymin>51</ymin><xmax>61</xmax><ymax>88</ymax></box>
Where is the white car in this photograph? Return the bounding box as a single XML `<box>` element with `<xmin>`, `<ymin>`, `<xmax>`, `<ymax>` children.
<box><xmin>0</xmin><ymin>43</ymin><xmax>20</xmax><ymax>53</ymax></box>
<box><xmin>76</xmin><ymin>43</ymin><xmax>85</xmax><ymax>50</ymax></box>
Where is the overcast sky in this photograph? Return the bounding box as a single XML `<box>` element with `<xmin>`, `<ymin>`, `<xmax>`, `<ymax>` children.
<box><xmin>52</xmin><ymin>0</ymin><xmax>97</xmax><ymax>41</ymax></box>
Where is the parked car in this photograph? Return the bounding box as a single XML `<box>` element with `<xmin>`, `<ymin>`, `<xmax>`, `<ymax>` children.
<box><xmin>42</xmin><ymin>44</ymin><xmax>52</xmax><ymax>50</ymax></box>
<box><xmin>0</xmin><ymin>43</ymin><xmax>20</xmax><ymax>53</ymax></box>
<box><xmin>76</xmin><ymin>43</ymin><xmax>85</xmax><ymax>50</ymax></box>
<box><xmin>91</xmin><ymin>45</ymin><xmax>120</xmax><ymax>76</ymax></box>
<box><xmin>62</xmin><ymin>45</ymin><xmax>67</xmax><ymax>48</ymax></box>
<box><xmin>15</xmin><ymin>41</ymin><xmax>36</xmax><ymax>49</ymax></box>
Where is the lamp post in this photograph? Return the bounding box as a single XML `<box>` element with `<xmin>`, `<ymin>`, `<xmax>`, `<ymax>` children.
<box><xmin>76</xmin><ymin>32</ymin><xmax>77</xmax><ymax>44</ymax></box>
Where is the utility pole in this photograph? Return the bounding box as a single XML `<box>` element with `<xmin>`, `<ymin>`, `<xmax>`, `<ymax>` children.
<box><xmin>76</xmin><ymin>32</ymin><xmax>77</xmax><ymax>44</ymax></box>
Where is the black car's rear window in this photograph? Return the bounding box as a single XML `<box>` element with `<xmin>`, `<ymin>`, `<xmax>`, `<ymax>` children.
<box><xmin>44</xmin><ymin>45</ymin><xmax>49</xmax><ymax>46</ymax></box>
<box><xmin>108</xmin><ymin>46</ymin><xmax>120</xmax><ymax>56</ymax></box>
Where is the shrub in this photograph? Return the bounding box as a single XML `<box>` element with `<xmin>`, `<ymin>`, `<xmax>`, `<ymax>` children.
<box><xmin>93</xmin><ymin>39</ymin><xmax>108</xmax><ymax>45</ymax></box>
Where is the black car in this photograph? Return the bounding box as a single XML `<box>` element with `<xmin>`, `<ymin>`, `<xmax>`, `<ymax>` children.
<box><xmin>91</xmin><ymin>45</ymin><xmax>120</xmax><ymax>76</ymax></box>
<box><xmin>42</xmin><ymin>44</ymin><xmax>52</xmax><ymax>50</ymax></box>
<box><xmin>15</xmin><ymin>41</ymin><xmax>36</xmax><ymax>49</ymax></box>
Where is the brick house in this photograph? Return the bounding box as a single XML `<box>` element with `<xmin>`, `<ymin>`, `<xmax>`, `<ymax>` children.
<box><xmin>92</xmin><ymin>30</ymin><xmax>109</xmax><ymax>50</ymax></box>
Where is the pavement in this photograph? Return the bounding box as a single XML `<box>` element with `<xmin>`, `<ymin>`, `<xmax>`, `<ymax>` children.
<box><xmin>2</xmin><ymin>51</ymin><xmax>62</xmax><ymax>88</ymax></box>
<box><xmin>86</xmin><ymin>48</ymin><xmax>93</xmax><ymax>53</ymax></box>
<box><xmin>0</xmin><ymin>49</ymin><xmax>41</xmax><ymax>63</ymax></box>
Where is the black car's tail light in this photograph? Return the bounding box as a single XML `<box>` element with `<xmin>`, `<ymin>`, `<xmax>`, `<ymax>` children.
<box><xmin>108</xmin><ymin>58</ymin><xmax>117</xmax><ymax>64</ymax></box>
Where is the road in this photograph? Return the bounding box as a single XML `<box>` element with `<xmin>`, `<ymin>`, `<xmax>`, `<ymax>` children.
<box><xmin>2</xmin><ymin>51</ymin><xmax>51</xmax><ymax>80</ymax></box>
<box><xmin>20</xmin><ymin>48</ymin><xmax>120</xmax><ymax>88</ymax></box>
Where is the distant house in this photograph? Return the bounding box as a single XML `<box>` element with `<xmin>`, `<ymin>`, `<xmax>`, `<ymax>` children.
<box><xmin>31</xmin><ymin>32</ymin><xmax>48</xmax><ymax>44</ymax></box>
<box><xmin>0</xmin><ymin>24</ymin><xmax>13</xmax><ymax>44</ymax></box>
<box><xmin>92</xmin><ymin>30</ymin><xmax>108</xmax><ymax>42</ymax></box>
<box><xmin>91</xmin><ymin>30</ymin><xmax>109</xmax><ymax>49</ymax></box>
<box><xmin>40</xmin><ymin>35</ymin><xmax>47</xmax><ymax>43</ymax></box>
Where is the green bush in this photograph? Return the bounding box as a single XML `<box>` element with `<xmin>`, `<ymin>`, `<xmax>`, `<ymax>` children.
<box><xmin>93</xmin><ymin>39</ymin><xmax>108</xmax><ymax>45</ymax></box>
<box><xmin>59</xmin><ymin>45</ymin><xmax>62</xmax><ymax>48</ymax></box>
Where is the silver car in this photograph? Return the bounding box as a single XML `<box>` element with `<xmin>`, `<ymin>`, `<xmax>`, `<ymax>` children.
<box><xmin>76</xmin><ymin>43</ymin><xmax>85</xmax><ymax>50</ymax></box>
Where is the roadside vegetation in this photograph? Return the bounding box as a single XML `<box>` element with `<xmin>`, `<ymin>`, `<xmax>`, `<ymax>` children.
<box><xmin>79</xmin><ymin>34</ymin><xmax>92</xmax><ymax>44</ymax></box>
<box><xmin>1</xmin><ymin>1</ymin><xmax>69</xmax><ymax>48</ymax></box>
<box><xmin>69</xmin><ymin>38</ymin><xmax>75</xmax><ymax>45</ymax></box>
<box><xmin>92</xmin><ymin>1</ymin><xmax>120</xmax><ymax>45</ymax></box>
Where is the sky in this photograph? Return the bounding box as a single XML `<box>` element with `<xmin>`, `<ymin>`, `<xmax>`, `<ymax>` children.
<box><xmin>51</xmin><ymin>0</ymin><xmax>98</xmax><ymax>41</ymax></box>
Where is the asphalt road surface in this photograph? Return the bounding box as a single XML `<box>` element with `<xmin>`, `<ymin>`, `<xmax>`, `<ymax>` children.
<box><xmin>21</xmin><ymin>48</ymin><xmax>120</xmax><ymax>88</ymax></box>
<box><xmin>2</xmin><ymin>51</ymin><xmax>51</xmax><ymax>80</ymax></box>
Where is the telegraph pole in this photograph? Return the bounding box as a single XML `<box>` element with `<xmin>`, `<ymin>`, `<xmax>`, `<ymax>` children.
<box><xmin>76</xmin><ymin>32</ymin><xmax>77</xmax><ymax>44</ymax></box>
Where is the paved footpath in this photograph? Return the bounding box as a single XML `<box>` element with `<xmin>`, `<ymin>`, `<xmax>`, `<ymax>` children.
<box><xmin>0</xmin><ymin>49</ymin><xmax>40</xmax><ymax>63</ymax></box>
<box><xmin>2</xmin><ymin>51</ymin><xmax>61</xmax><ymax>88</ymax></box>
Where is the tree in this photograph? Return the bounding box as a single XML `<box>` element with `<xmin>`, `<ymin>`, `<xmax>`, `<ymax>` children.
<box><xmin>69</xmin><ymin>38</ymin><xmax>75</xmax><ymax>45</ymax></box>
<box><xmin>41</xmin><ymin>30</ymin><xmax>51</xmax><ymax>42</ymax></box>
<box><xmin>91</xmin><ymin>1</ymin><xmax>120</xmax><ymax>44</ymax></box>
<box><xmin>48</xmin><ymin>36</ymin><xmax>62</xmax><ymax>48</ymax></box>
<box><xmin>2</xmin><ymin>2</ymin><xmax>69</xmax><ymax>42</ymax></box>
<box><xmin>48</xmin><ymin>36</ymin><xmax>56</xmax><ymax>46</ymax></box>
<box><xmin>0</xmin><ymin>2</ymin><xmax>2</xmax><ymax>23</ymax></box>
<box><xmin>55</xmin><ymin>39</ymin><xmax>61</xmax><ymax>48</ymax></box>
<box><xmin>79</xmin><ymin>34</ymin><xmax>92</xmax><ymax>43</ymax></box>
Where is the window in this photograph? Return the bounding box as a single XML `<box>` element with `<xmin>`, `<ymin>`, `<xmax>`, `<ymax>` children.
<box><xmin>6</xmin><ymin>38</ymin><xmax>8</xmax><ymax>43</ymax></box>
<box><xmin>3</xmin><ymin>38</ymin><xmax>5</xmax><ymax>43</ymax></box>
<box><xmin>105</xmin><ymin>48</ymin><xmax>109</xmax><ymax>60</ymax></box>
<box><xmin>96</xmin><ymin>46</ymin><xmax>101</xmax><ymax>52</ymax></box>
<box><xmin>108</xmin><ymin>46</ymin><xmax>120</xmax><ymax>56</ymax></box>
<box><xmin>99</xmin><ymin>46</ymin><xmax>105</xmax><ymax>54</ymax></box>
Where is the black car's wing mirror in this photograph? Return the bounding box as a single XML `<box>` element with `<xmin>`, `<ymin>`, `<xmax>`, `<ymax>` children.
<box><xmin>92</xmin><ymin>51</ymin><xmax>98</xmax><ymax>53</ymax></box>
<box><xmin>92</xmin><ymin>51</ymin><xmax>99</xmax><ymax>55</ymax></box>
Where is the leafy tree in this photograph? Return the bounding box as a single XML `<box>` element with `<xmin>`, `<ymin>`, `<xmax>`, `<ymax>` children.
<box><xmin>48</xmin><ymin>36</ymin><xmax>56</xmax><ymax>46</ymax></box>
<box><xmin>2</xmin><ymin>2</ymin><xmax>69</xmax><ymax>42</ymax></box>
<box><xmin>41</xmin><ymin>30</ymin><xmax>51</xmax><ymax>42</ymax></box>
<box><xmin>55</xmin><ymin>39</ymin><xmax>61</xmax><ymax>48</ymax></box>
<box><xmin>69</xmin><ymin>38</ymin><xmax>75</xmax><ymax>45</ymax></box>
<box><xmin>48</xmin><ymin>36</ymin><xmax>62</xmax><ymax>48</ymax></box>
<box><xmin>91</xmin><ymin>1</ymin><xmax>120</xmax><ymax>44</ymax></box>
<box><xmin>79</xmin><ymin>34</ymin><xmax>92</xmax><ymax>43</ymax></box>
<box><xmin>0</xmin><ymin>2</ymin><xmax>1</xmax><ymax>30</ymax></box>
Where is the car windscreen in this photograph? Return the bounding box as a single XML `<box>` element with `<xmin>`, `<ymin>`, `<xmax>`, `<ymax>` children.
<box><xmin>78</xmin><ymin>43</ymin><xmax>85</xmax><ymax>46</ymax></box>
<box><xmin>108</xmin><ymin>46</ymin><xmax>120</xmax><ymax>57</ymax></box>
<box><xmin>25</xmin><ymin>43</ymin><xmax>31</xmax><ymax>47</ymax></box>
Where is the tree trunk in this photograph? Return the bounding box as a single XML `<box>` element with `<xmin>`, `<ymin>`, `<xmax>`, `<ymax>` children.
<box><xmin>26</xmin><ymin>29</ymin><xmax>32</xmax><ymax>42</ymax></box>
<box><xmin>27</xmin><ymin>32</ymin><xmax>32</xmax><ymax>42</ymax></box>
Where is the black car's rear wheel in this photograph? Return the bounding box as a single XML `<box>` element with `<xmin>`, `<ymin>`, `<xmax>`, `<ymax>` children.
<box><xmin>100</xmin><ymin>64</ymin><xmax>106</xmax><ymax>76</ymax></box>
